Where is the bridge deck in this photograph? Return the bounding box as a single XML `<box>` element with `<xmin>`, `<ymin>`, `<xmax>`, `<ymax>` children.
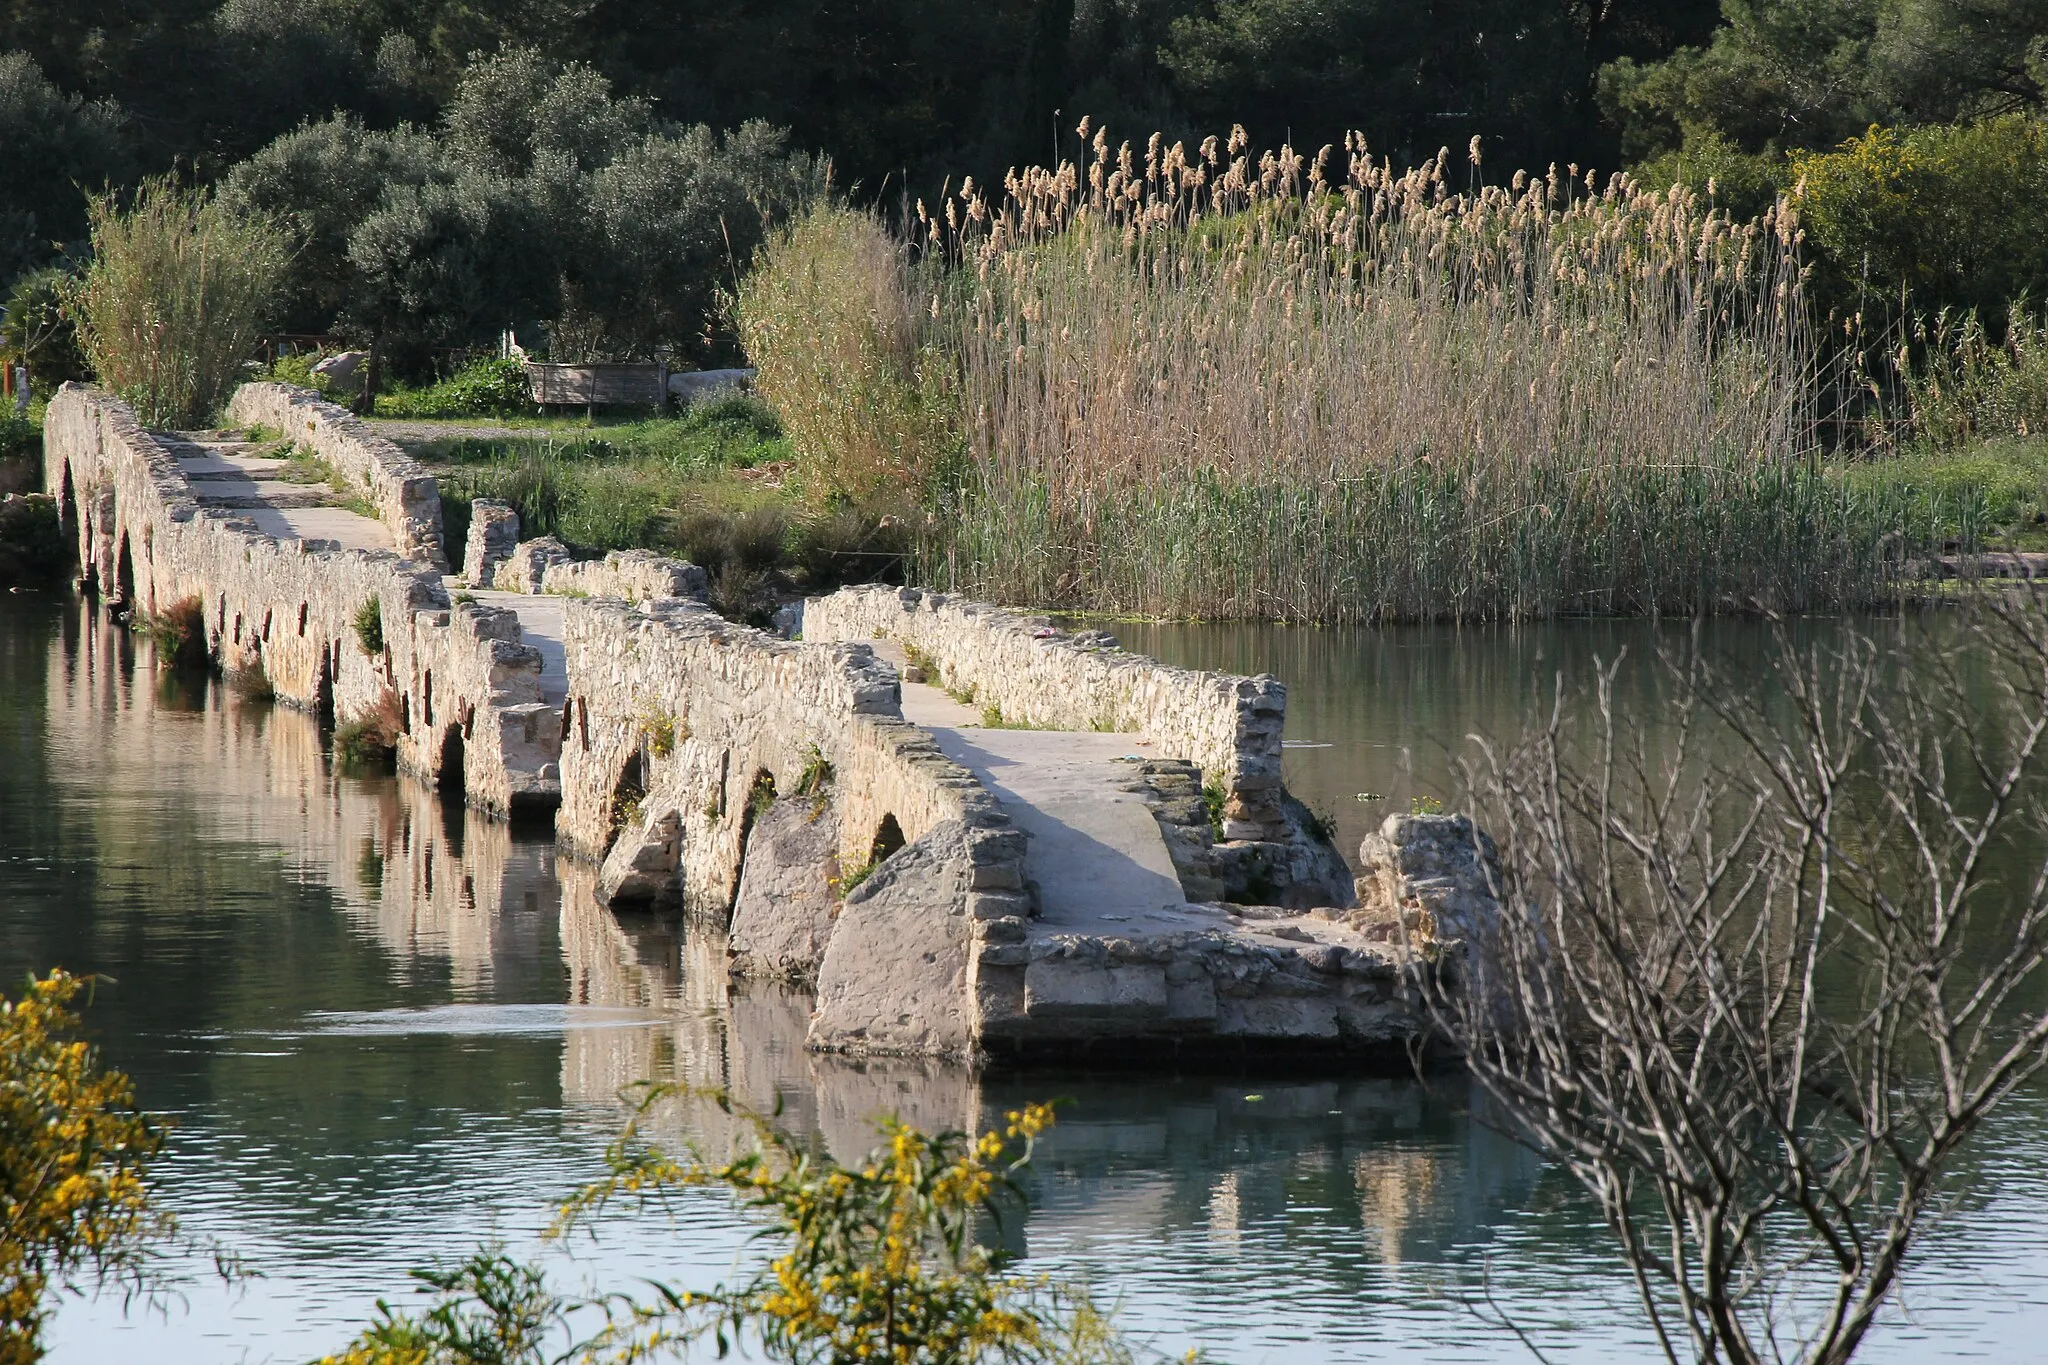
<box><xmin>166</xmin><ymin>434</ymin><xmax>395</xmax><ymax>553</ymax></box>
<box><xmin>869</xmin><ymin>639</ymin><xmax>1217</xmax><ymax>925</ymax></box>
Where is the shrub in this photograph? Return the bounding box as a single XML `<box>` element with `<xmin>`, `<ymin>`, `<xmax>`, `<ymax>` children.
<box><xmin>230</xmin><ymin>653</ymin><xmax>276</xmax><ymax>702</ymax></box>
<box><xmin>732</xmin><ymin>206</ymin><xmax>960</xmax><ymax>511</ymax></box>
<box><xmin>1899</xmin><ymin>303</ymin><xmax>2048</xmax><ymax>450</ymax></box>
<box><xmin>0</xmin><ymin>416</ymin><xmax>36</xmax><ymax>463</ymax></box>
<box><xmin>321</xmin><ymin>1100</ymin><xmax>1115</xmax><ymax>1365</ymax></box>
<box><xmin>332</xmin><ymin>697</ymin><xmax>401</xmax><ymax>771</ymax></box>
<box><xmin>332</xmin><ymin>689</ymin><xmax>403</xmax><ymax>771</ymax></box>
<box><xmin>352</xmin><ymin>597</ymin><xmax>384</xmax><ymax>655</ymax></box>
<box><xmin>1793</xmin><ymin>117</ymin><xmax>2048</xmax><ymax>321</ymax></box>
<box><xmin>0</xmin><ymin>492</ymin><xmax>65</xmax><ymax>585</ymax></box>
<box><xmin>1</xmin><ymin>266</ymin><xmax>88</xmax><ymax>385</ymax></box>
<box><xmin>0</xmin><ymin>971</ymin><xmax>170</xmax><ymax>1362</ymax></box>
<box><xmin>71</xmin><ymin>177</ymin><xmax>292</xmax><ymax>428</ymax></box>
<box><xmin>139</xmin><ymin>595</ymin><xmax>208</xmax><ymax>670</ymax></box>
<box><xmin>375</xmin><ymin>357</ymin><xmax>531</xmax><ymax>418</ymax></box>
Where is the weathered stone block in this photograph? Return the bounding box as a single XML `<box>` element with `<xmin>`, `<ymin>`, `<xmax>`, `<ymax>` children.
<box><xmin>462</xmin><ymin>499</ymin><xmax>519</xmax><ymax>586</ymax></box>
<box><xmin>729</xmin><ymin>798</ymin><xmax>840</xmax><ymax>983</ymax></box>
<box><xmin>810</xmin><ymin>820</ymin><xmax>975</xmax><ymax>1057</ymax></box>
<box><xmin>1023</xmin><ymin>961</ymin><xmax>1169</xmax><ymax>1019</ymax></box>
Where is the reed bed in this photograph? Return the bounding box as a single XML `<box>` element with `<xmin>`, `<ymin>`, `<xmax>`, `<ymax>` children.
<box><xmin>904</xmin><ymin>127</ymin><xmax>1905</xmax><ymax>621</ymax></box>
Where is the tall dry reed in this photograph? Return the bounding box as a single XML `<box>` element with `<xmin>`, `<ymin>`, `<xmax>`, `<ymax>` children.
<box><xmin>908</xmin><ymin>126</ymin><xmax>1903</xmax><ymax>620</ymax></box>
<box><xmin>72</xmin><ymin>177</ymin><xmax>291</xmax><ymax>429</ymax></box>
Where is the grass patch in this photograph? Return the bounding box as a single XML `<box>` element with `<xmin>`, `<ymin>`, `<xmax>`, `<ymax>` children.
<box><xmin>1833</xmin><ymin>437</ymin><xmax>2048</xmax><ymax>551</ymax></box>
<box><xmin>275</xmin><ymin>444</ymin><xmax>379</xmax><ymax>519</ymax></box>
<box><xmin>836</xmin><ymin>854</ymin><xmax>880</xmax><ymax>896</ymax></box>
<box><xmin>375</xmin><ymin>358</ymin><xmax>532</xmax><ymax>419</ymax></box>
<box><xmin>333</xmin><ymin>691</ymin><xmax>402</xmax><ymax>771</ymax></box>
<box><xmin>137</xmin><ymin>595</ymin><xmax>207</xmax><ymax>670</ymax></box>
<box><xmin>230</xmin><ymin>654</ymin><xmax>275</xmax><ymax>702</ymax></box>
<box><xmin>422</xmin><ymin>399</ymin><xmax>906</xmax><ymax>625</ymax></box>
<box><xmin>352</xmin><ymin>597</ymin><xmax>383</xmax><ymax>656</ymax></box>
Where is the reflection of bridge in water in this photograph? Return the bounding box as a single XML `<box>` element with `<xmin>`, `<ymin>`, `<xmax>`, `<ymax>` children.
<box><xmin>38</xmin><ymin>598</ymin><xmax>1533</xmax><ymax>1282</ymax></box>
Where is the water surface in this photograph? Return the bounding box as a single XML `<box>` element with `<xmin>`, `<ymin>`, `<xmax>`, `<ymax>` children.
<box><xmin>2</xmin><ymin>596</ymin><xmax>2042</xmax><ymax>1363</ymax></box>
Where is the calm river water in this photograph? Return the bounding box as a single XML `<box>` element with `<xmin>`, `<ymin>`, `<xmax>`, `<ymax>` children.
<box><xmin>3</xmin><ymin>594</ymin><xmax>2044</xmax><ymax>1363</ymax></box>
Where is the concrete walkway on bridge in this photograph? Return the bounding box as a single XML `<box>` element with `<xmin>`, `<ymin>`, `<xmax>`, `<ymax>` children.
<box><xmin>865</xmin><ymin>639</ymin><xmax>1234</xmax><ymax>935</ymax></box>
<box><xmin>166</xmin><ymin>432</ymin><xmax>395</xmax><ymax>553</ymax></box>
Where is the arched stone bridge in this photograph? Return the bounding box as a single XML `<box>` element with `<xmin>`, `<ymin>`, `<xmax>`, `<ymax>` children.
<box><xmin>45</xmin><ymin>383</ymin><xmax>1489</xmax><ymax>1066</ymax></box>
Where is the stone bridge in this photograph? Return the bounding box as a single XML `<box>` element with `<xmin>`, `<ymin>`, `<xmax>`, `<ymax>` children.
<box><xmin>45</xmin><ymin>382</ymin><xmax>1489</xmax><ymax>1067</ymax></box>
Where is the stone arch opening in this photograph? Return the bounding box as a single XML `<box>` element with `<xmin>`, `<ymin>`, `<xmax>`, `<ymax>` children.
<box><xmin>604</xmin><ymin>750</ymin><xmax>647</xmax><ymax>856</ymax></box>
<box><xmin>314</xmin><ymin>649</ymin><xmax>335</xmax><ymax>730</ymax></box>
<box><xmin>114</xmin><ymin>533</ymin><xmax>135</xmax><ymax>613</ymax></box>
<box><xmin>57</xmin><ymin>464</ymin><xmax>78</xmax><ymax>568</ymax></box>
<box><xmin>438</xmin><ymin>724</ymin><xmax>466</xmax><ymax>798</ymax></box>
<box><xmin>869</xmin><ymin>813</ymin><xmax>906</xmax><ymax>867</ymax></box>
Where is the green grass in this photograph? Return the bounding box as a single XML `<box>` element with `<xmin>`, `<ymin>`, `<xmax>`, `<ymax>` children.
<box><xmin>407</xmin><ymin>395</ymin><xmax>793</xmax><ymax>473</ymax></box>
<box><xmin>374</xmin><ymin>357</ymin><xmax>530</xmax><ymax>419</ymax></box>
<box><xmin>1832</xmin><ymin>437</ymin><xmax>2048</xmax><ymax>551</ymax></box>
<box><xmin>416</xmin><ymin>395</ymin><xmax>904</xmax><ymax>624</ymax></box>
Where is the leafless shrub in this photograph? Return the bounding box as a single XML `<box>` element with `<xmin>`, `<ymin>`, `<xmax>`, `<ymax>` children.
<box><xmin>1417</xmin><ymin>589</ymin><xmax>2048</xmax><ymax>1365</ymax></box>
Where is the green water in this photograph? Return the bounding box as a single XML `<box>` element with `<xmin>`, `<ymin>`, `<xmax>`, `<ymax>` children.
<box><xmin>1</xmin><ymin>594</ymin><xmax>2042</xmax><ymax>1363</ymax></box>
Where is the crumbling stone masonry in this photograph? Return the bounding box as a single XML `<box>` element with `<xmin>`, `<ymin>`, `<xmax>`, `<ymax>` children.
<box><xmin>802</xmin><ymin>585</ymin><xmax>1352</xmax><ymax>909</ymax></box>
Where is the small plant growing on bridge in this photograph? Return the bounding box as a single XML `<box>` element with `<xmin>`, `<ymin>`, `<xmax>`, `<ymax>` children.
<box><xmin>229</xmin><ymin>652</ymin><xmax>274</xmax><ymax>702</ymax></box>
<box><xmin>352</xmin><ymin>598</ymin><xmax>384</xmax><ymax>656</ymax></box>
<box><xmin>332</xmin><ymin>690</ymin><xmax>402</xmax><ymax>772</ymax></box>
<box><xmin>138</xmin><ymin>595</ymin><xmax>207</xmax><ymax>671</ymax></box>
<box><xmin>0</xmin><ymin>971</ymin><xmax>173</xmax><ymax>1361</ymax></box>
<box><xmin>794</xmin><ymin>742</ymin><xmax>834</xmax><ymax>818</ymax></box>
<box><xmin>834</xmin><ymin>853</ymin><xmax>880</xmax><ymax>896</ymax></box>
<box><xmin>635</xmin><ymin>703</ymin><xmax>680</xmax><ymax>758</ymax></box>
<box><xmin>1201</xmin><ymin>780</ymin><xmax>1226</xmax><ymax>842</ymax></box>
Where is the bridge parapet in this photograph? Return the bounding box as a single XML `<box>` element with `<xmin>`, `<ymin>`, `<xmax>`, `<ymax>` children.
<box><xmin>803</xmin><ymin>586</ymin><xmax>1290</xmax><ymax>840</ymax></box>
<box><xmin>226</xmin><ymin>382</ymin><xmax>448</xmax><ymax>569</ymax></box>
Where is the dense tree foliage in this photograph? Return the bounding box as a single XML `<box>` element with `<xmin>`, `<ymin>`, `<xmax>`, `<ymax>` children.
<box><xmin>218</xmin><ymin>50</ymin><xmax>821</xmax><ymax>370</ymax></box>
<box><xmin>1602</xmin><ymin>0</ymin><xmax>2048</xmax><ymax>160</ymax></box>
<box><xmin>0</xmin><ymin>53</ymin><xmax>125</xmax><ymax>282</ymax></box>
<box><xmin>8</xmin><ymin>0</ymin><xmax>2048</xmax><ymax>356</ymax></box>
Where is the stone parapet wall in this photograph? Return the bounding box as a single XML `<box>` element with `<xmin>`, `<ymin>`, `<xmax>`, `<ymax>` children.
<box><xmin>803</xmin><ymin>586</ymin><xmax>1287</xmax><ymax>835</ymax></box>
<box><xmin>542</xmin><ymin>548</ymin><xmax>708</xmax><ymax>603</ymax></box>
<box><xmin>45</xmin><ymin>385</ymin><xmax>553</xmax><ymax>814</ymax></box>
<box><xmin>557</xmin><ymin>597</ymin><xmax>1022</xmax><ymax>930</ymax></box>
<box><xmin>225</xmin><ymin>382</ymin><xmax>447</xmax><ymax>569</ymax></box>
